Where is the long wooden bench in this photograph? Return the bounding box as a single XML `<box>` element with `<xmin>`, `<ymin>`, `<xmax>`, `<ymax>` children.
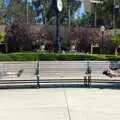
<box><xmin>83</xmin><ymin>61</ymin><xmax>120</xmax><ymax>87</ymax></box>
<box><xmin>37</xmin><ymin>61</ymin><xmax>120</xmax><ymax>87</ymax></box>
<box><xmin>0</xmin><ymin>61</ymin><xmax>120</xmax><ymax>88</ymax></box>
<box><xmin>0</xmin><ymin>61</ymin><xmax>38</xmax><ymax>86</ymax></box>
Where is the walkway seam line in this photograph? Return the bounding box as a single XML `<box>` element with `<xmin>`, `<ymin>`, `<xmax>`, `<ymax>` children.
<box><xmin>63</xmin><ymin>88</ymin><xmax>72</xmax><ymax>120</ymax></box>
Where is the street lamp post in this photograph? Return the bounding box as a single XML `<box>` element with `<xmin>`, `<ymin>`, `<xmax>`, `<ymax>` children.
<box><xmin>56</xmin><ymin>11</ymin><xmax>61</xmax><ymax>52</ymax></box>
<box><xmin>56</xmin><ymin>0</ymin><xmax>63</xmax><ymax>53</ymax></box>
<box><xmin>100</xmin><ymin>25</ymin><xmax>105</xmax><ymax>54</ymax></box>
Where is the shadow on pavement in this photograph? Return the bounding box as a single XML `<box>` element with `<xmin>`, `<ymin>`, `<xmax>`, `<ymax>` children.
<box><xmin>0</xmin><ymin>83</ymin><xmax>120</xmax><ymax>90</ymax></box>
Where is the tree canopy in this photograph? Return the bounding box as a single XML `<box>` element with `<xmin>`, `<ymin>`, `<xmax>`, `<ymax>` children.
<box><xmin>78</xmin><ymin>0</ymin><xmax>120</xmax><ymax>28</ymax></box>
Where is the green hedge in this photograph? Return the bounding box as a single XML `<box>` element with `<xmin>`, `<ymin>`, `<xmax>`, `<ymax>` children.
<box><xmin>0</xmin><ymin>52</ymin><xmax>120</xmax><ymax>61</ymax></box>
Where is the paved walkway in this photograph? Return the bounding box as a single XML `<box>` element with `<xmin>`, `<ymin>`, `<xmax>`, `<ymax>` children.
<box><xmin>0</xmin><ymin>88</ymin><xmax>120</xmax><ymax>120</ymax></box>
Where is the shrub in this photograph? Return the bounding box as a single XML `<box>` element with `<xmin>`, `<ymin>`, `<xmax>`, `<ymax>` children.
<box><xmin>0</xmin><ymin>52</ymin><xmax>120</xmax><ymax>61</ymax></box>
<box><xmin>0</xmin><ymin>32</ymin><xmax>5</xmax><ymax>44</ymax></box>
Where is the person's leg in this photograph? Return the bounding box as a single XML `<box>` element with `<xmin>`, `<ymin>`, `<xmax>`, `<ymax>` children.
<box><xmin>84</xmin><ymin>76</ymin><xmax>87</xmax><ymax>87</ymax></box>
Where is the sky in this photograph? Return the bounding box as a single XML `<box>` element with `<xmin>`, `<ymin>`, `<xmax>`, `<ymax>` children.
<box><xmin>26</xmin><ymin>0</ymin><xmax>86</xmax><ymax>18</ymax></box>
<box><xmin>74</xmin><ymin>2</ymin><xmax>86</xmax><ymax>19</ymax></box>
<box><xmin>26</xmin><ymin>0</ymin><xmax>32</xmax><ymax>3</ymax></box>
<box><xmin>24</xmin><ymin>0</ymin><xmax>86</xmax><ymax>18</ymax></box>
<box><xmin>2</xmin><ymin>0</ymin><xmax>86</xmax><ymax>19</ymax></box>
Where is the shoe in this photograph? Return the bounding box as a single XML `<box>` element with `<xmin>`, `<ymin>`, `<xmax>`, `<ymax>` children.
<box><xmin>17</xmin><ymin>69</ymin><xmax>24</xmax><ymax>77</ymax></box>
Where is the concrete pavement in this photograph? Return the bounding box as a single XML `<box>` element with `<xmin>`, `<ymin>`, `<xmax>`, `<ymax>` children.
<box><xmin>0</xmin><ymin>88</ymin><xmax>120</xmax><ymax>120</ymax></box>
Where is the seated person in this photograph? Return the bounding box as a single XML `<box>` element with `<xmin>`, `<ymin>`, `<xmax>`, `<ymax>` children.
<box><xmin>103</xmin><ymin>68</ymin><xmax>120</xmax><ymax>78</ymax></box>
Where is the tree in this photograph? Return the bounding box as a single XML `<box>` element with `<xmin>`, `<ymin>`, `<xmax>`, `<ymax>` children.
<box><xmin>111</xmin><ymin>33</ymin><xmax>120</xmax><ymax>47</ymax></box>
<box><xmin>5</xmin><ymin>14</ymin><xmax>34</xmax><ymax>52</ymax></box>
<box><xmin>1</xmin><ymin>0</ymin><xmax>36</xmax><ymax>24</ymax></box>
<box><xmin>94</xmin><ymin>0</ymin><xmax>120</xmax><ymax>28</ymax></box>
<box><xmin>0</xmin><ymin>32</ymin><xmax>6</xmax><ymax>53</ymax></box>
<box><xmin>71</xmin><ymin>12</ymin><xmax>93</xmax><ymax>27</ymax></box>
<box><xmin>110</xmin><ymin>32</ymin><xmax>120</xmax><ymax>54</ymax></box>
<box><xmin>45</xmin><ymin>0</ymin><xmax>81</xmax><ymax>25</ymax></box>
<box><xmin>0</xmin><ymin>32</ymin><xmax>5</xmax><ymax>44</ymax></box>
<box><xmin>72</xmin><ymin>0</ymin><xmax>120</xmax><ymax>28</ymax></box>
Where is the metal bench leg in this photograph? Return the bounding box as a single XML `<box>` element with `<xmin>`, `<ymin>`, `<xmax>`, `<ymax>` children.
<box><xmin>88</xmin><ymin>76</ymin><xmax>91</xmax><ymax>88</ymax></box>
<box><xmin>37</xmin><ymin>76</ymin><xmax>40</xmax><ymax>88</ymax></box>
